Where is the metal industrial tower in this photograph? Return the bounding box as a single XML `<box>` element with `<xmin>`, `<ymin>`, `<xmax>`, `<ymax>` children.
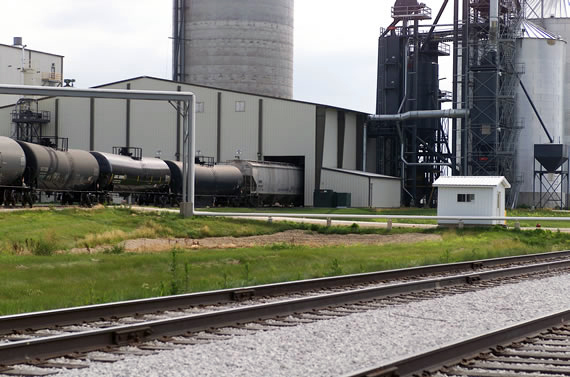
<box><xmin>370</xmin><ymin>0</ymin><xmax>524</xmax><ymax>207</ymax></box>
<box><xmin>370</xmin><ymin>0</ymin><xmax>457</xmax><ymax>207</ymax></box>
<box><xmin>461</xmin><ymin>0</ymin><xmax>523</xmax><ymax>200</ymax></box>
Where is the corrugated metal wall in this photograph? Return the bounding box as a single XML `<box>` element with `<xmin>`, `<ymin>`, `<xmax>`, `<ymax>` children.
<box><xmin>0</xmin><ymin>77</ymin><xmax>372</xmax><ymax>208</ymax></box>
<box><xmin>220</xmin><ymin>91</ymin><xmax>259</xmax><ymax>161</ymax></box>
<box><xmin>263</xmin><ymin>97</ymin><xmax>316</xmax><ymax>206</ymax></box>
<box><xmin>370</xmin><ymin>177</ymin><xmax>400</xmax><ymax>208</ymax></box>
<box><xmin>58</xmin><ymin>98</ymin><xmax>91</xmax><ymax>151</ymax></box>
<box><xmin>343</xmin><ymin>113</ymin><xmax>357</xmax><ymax>170</ymax></box>
<box><xmin>321</xmin><ymin>169</ymin><xmax>401</xmax><ymax>208</ymax></box>
<box><xmin>93</xmin><ymin>99</ymin><xmax>126</xmax><ymax>153</ymax></box>
<box><xmin>437</xmin><ymin>186</ymin><xmax>501</xmax><ymax>225</ymax></box>
<box><xmin>322</xmin><ymin>108</ymin><xmax>338</xmax><ymax>168</ymax></box>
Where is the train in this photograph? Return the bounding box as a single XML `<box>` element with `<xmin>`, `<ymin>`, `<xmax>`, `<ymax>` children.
<box><xmin>0</xmin><ymin>136</ymin><xmax>304</xmax><ymax>208</ymax></box>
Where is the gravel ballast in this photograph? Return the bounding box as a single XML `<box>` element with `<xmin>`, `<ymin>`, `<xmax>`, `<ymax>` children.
<box><xmin>53</xmin><ymin>273</ymin><xmax>570</xmax><ymax>377</ymax></box>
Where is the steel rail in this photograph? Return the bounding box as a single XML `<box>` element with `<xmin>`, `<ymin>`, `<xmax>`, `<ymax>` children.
<box><xmin>2</xmin><ymin>250</ymin><xmax>569</xmax><ymax>334</ymax></box>
<box><xmin>1</xmin><ymin>259</ymin><xmax>570</xmax><ymax>365</ymax></box>
<box><xmin>345</xmin><ymin>308</ymin><xmax>570</xmax><ymax>377</ymax></box>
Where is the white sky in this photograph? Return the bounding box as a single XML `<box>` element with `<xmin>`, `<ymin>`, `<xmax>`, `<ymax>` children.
<box><xmin>0</xmin><ymin>0</ymin><xmax>453</xmax><ymax>114</ymax></box>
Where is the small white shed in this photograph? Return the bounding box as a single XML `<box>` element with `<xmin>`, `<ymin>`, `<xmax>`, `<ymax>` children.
<box><xmin>433</xmin><ymin>176</ymin><xmax>511</xmax><ymax>225</ymax></box>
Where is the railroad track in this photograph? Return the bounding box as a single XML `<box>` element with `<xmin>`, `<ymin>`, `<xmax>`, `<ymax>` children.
<box><xmin>347</xmin><ymin>309</ymin><xmax>570</xmax><ymax>377</ymax></box>
<box><xmin>3</xmin><ymin>250</ymin><xmax>570</xmax><ymax>336</ymax></box>
<box><xmin>1</xmin><ymin>252</ymin><xmax>570</xmax><ymax>375</ymax></box>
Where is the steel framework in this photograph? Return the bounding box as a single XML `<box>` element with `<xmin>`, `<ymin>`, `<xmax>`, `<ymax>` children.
<box><xmin>462</xmin><ymin>0</ymin><xmax>523</xmax><ymax>205</ymax></box>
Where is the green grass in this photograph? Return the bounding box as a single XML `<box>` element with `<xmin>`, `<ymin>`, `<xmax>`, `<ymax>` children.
<box><xmin>1</xmin><ymin>222</ymin><xmax>570</xmax><ymax>315</ymax></box>
<box><xmin>0</xmin><ymin>207</ymin><xmax>314</xmax><ymax>253</ymax></box>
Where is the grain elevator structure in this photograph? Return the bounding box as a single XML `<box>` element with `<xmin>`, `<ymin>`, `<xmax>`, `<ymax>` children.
<box><xmin>172</xmin><ymin>0</ymin><xmax>294</xmax><ymax>99</ymax></box>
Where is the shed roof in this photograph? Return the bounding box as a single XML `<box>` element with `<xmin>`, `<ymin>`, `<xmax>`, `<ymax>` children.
<box><xmin>433</xmin><ymin>176</ymin><xmax>511</xmax><ymax>188</ymax></box>
<box><xmin>322</xmin><ymin>167</ymin><xmax>400</xmax><ymax>180</ymax></box>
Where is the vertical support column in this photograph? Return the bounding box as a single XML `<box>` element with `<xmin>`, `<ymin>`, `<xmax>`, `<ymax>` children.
<box><xmin>356</xmin><ymin>116</ymin><xmax>364</xmax><ymax>171</ymax></box>
<box><xmin>337</xmin><ymin>111</ymin><xmax>345</xmax><ymax>169</ymax></box>
<box><xmin>89</xmin><ymin>98</ymin><xmax>95</xmax><ymax>151</ymax></box>
<box><xmin>258</xmin><ymin>98</ymin><xmax>263</xmax><ymax>160</ymax></box>
<box><xmin>217</xmin><ymin>92</ymin><xmax>222</xmax><ymax>162</ymax></box>
<box><xmin>315</xmin><ymin>106</ymin><xmax>327</xmax><ymax>190</ymax></box>
<box><xmin>181</xmin><ymin>96</ymin><xmax>196</xmax><ymax>217</ymax></box>
<box><xmin>126</xmin><ymin>83</ymin><xmax>131</xmax><ymax>147</ymax></box>
<box><xmin>54</xmin><ymin>98</ymin><xmax>59</xmax><ymax>139</ymax></box>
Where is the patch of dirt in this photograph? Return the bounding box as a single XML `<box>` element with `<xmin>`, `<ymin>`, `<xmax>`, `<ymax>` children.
<box><xmin>63</xmin><ymin>230</ymin><xmax>442</xmax><ymax>254</ymax></box>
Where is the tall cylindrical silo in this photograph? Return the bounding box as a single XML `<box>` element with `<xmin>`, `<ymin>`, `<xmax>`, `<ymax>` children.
<box><xmin>526</xmin><ymin>0</ymin><xmax>570</xmax><ymax>145</ymax></box>
<box><xmin>514</xmin><ymin>20</ymin><xmax>566</xmax><ymax>206</ymax></box>
<box><xmin>181</xmin><ymin>0</ymin><xmax>294</xmax><ymax>99</ymax></box>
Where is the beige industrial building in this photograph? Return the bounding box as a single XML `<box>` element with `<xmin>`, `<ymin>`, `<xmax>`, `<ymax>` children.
<box><xmin>0</xmin><ymin>76</ymin><xmax>402</xmax><ymax>207</ymax></box>
<box><xmin>0</xmin><ymin>40</ymin><xmax>64</xmax><ymax>106</ymax></box>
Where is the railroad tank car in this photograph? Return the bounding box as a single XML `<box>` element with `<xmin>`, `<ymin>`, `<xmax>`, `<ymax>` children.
<box><xmin>91</xmin><ymin>152</ymin><xmax>171</xmax><ymax>193</ymax></box>
<box><xmin>0</xmin><ymin>136</ymin><xmax>26</xmax><ymax>186</ymax></box>
<box><xmin>165</xmin><ymin>160</ymin><xmax>243</xmax><ymax>205</ymax></box>
<box><xmin>229</xmin><ymin>160</ymin><xmax>303</xmax><ymax>206</ymax></box>
<box><xmin>17</xmin><ymin>140</ymin><xmax>99</xmax><ymax>191</ymax></box>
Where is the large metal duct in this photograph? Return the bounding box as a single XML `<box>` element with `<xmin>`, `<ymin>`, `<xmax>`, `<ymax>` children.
<box><xmin>514</xmin><ymin>19</ymin><xmax>566</xmax><ymax>206</ymax></box>
<box><xmin>180</xmin><ymin>0</ymin><xmax>294</xmax><ymax>99</ymax></box>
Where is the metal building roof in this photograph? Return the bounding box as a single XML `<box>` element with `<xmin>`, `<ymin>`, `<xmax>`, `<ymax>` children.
<box><xmin>322</xmin><ymin>167</ymin><xmax>400</xmax><ymax>180</ymax></box>
<box><xmin>519</xmin><ymin>19</ymin><xmax>563</xmax><ymax>39</ymax></box>
<box><xmin>433</xmin><ymin>176</ymin><xmax>511</xmax><ymax>188</ymax></box>
<box><xmin>526</xmin><ymin>0</ymin><xmax>570</xmax><ymax>19</ymax></box>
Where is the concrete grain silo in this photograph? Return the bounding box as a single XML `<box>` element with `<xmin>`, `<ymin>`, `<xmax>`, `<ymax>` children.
<box><xmin>514</xmin><ymin>19</ymin><xmax>566</xmax><ymax>206</ymax></box>
<box><xmin>173</xmin><ymin>0</ymin><xmax>294</xmax><ymax>99</ymax></box>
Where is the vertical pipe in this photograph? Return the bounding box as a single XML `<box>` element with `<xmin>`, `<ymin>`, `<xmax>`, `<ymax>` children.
<box><xmin>489</xmin><ymin>0</ymin><xmax>499</xmax><ymax>51</ymax></box>
<box><xmin>182</xmin><ymin>96</ymin><xmax>196</xmax><ymax>216</ymax></box>
<box><xmin>461</xmin><ymin>0</ymin><xmax>469</xmax><ymax>175</ymax></box>
<box><xmin>176</xmin><ymin>85</ymin><xmax>182</xmax><ymax>161</ymax></box>
<box><xmin>172</xmin><ymin>0</ymin><xmax>178</xmax><ymax>81</ymax></box>
<box><xmin>452</xmin><ymin>0</ymin><xmax>459</xmax><ymax>175</ymax></box>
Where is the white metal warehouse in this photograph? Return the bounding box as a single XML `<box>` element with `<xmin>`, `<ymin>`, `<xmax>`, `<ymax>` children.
<box><xmin>0</xmin><ymin>76</ymin><xmax>401</xmax><ymax>207</ymax></box>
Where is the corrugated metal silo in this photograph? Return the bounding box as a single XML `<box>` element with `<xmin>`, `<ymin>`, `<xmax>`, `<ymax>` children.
<box><xmin>526</xmin><ymin>0</ymin><xmax>570</xmax><ymax>144</ymax></box>
<box><xmin>178</xmin><ymin>0</ymin><xmax>294</xmax><ymax>99</ymax></box>
<box><xmin>514</xmin><ymin>19</ymin><xmax>566</xmax><ymax>206</ymax></box>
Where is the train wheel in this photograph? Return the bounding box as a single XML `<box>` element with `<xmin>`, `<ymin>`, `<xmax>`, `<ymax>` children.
<box><xmin>23</xmin><ymin>191</ymin><xmax>34</xmax><ymax>208</ymax></box>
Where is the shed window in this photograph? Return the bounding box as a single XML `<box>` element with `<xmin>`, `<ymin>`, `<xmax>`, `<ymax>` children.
<box><xmin>235</xmin><ymin>101</ymin><xmax>246</xmax><ymax>112</ymax></box>
<box><xmin>457</xmin><ymin>194</ymin><xmax>475</xmax><ymax>202</ymax></box>
<box><xmin>196</xmin><ymin>102</ymin><xmax>204</xmax><ymax>113</ymax></box>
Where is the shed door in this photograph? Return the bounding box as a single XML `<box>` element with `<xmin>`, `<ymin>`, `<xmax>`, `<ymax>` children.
<box><xmin>497</xmin><ymin>192</ymin><xmax>501</xmax><ymax>210</ymax></box>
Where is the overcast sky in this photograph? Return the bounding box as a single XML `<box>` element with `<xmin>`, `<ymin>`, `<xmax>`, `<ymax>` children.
<box><xmin>0</xmin><ymin>0</ymin><xmax>453</xmax><ymax>114</ymax></box>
